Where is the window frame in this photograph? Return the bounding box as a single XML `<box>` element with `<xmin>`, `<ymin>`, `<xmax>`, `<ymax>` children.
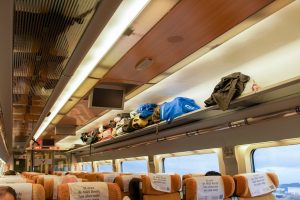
<box><xmin>93</xmin><ymin>160</ymin><xmax>113</xmax><ymax>172</ymax></box>
<box><xmin>251</xmin><ymin>143</ymin><xmax>300</xmax><ymax>172</ymax></box>
<box><xmin>118</xmin><ymin>157</ymin><xmax>149</xmax><ymax>173</ymax></box>
<box><xmin>236</xmin><ymin>139</ymin><xmax>300</xmax><ymax>174</ymax></box>
<box><xmin>81</xmin><ymin>162</ymin><xmax>92</xmax><ymax>172</ymax></box>
<box><xmin>159</xmin><ymin>150</ymin><xmax>222</xmax><ymax>174</ymax></box>
<box><xmin>250</xmin><ymin>149</ymin><xmax>256</xmax><ymax>172</ymax></box>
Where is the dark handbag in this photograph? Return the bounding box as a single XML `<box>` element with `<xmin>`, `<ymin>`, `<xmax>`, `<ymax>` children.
<box><xmin>80</xmin><ymin>129</ymin><xmax>99</xmax><ymax>144</ymax></box>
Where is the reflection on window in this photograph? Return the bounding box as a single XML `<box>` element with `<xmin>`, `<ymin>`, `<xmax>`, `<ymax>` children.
<box><xmin>253</xmin><ymin>144</ymin><xmax>300</xmax><ymax>199</ymax></box>
<box><xmin>96</xmin><ymin>164</ymin><xmax>113</xmax><ymax>172</ymax></box>
<box><xmin>121</xmin><ymin>160</ymin><xmax>148</xmax><ymax>173</ymax></box>
<box><xmin>163</xmin><ymin>153</ymin><xmax>220</xmax><ymax>175</ymax></box>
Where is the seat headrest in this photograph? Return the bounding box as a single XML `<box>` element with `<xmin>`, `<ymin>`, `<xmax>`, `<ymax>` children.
<box><xmin>184</xmin><ymin>175</ymin><xmax>235</xmax><ymax>199</ymax></box>
<box><xmin>61</xmin><ymin>175</ymin><xmax>80</xmax><ymax>184</ymax></box>
<box><xmin>142</xmin><ymin>174</ymin><xmax>181</xmax><ymax>195</ymax></box>
<box><xmin>103</xmin><ymin>173</ymin><xmax>120</xmax><ymax>183</ymax></box>
<box><xmin>234</xmin><ymin>172</ymin><xmax>278</xmax><ymax>198</ymax></box>
<box><xmin>182</xmin><ymin>173</ymin><xmax>204</xmax><ymax>181</ymax></box>
<box><xmin>84</xmin><ymin>173</ymin><xmax>98</xmax><ymax>182</ymax></box>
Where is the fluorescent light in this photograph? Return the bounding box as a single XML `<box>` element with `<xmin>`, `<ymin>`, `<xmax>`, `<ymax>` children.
<box><xmin>33</xmin><ymin>0</ymin><xmax>150</xmax><ymax>140</ymax></box>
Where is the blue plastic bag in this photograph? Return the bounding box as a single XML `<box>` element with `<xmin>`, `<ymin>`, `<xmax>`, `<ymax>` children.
<box><xmin>160</xmin><ymin>97</ymin><xmax>200</xmax><ymax>122</ymax></box>
<box><xmin>136</xmin><ymin>103</ymin><xmax>157</xmax><ymax>118</ymax></box>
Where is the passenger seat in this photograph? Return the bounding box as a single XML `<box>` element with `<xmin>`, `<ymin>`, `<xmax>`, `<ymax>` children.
<box><xmin>115</xmin><ymin>174</ymin><xmax>142</xmax><ymax>199</ymax></box>
<box><xmin>141</xmin><ymin>174</ymin><xmax>181</xmax><ymax>200</ymax></box>
<box><xmin>182</xmin><ymin>173</ymin><xmax>204</xmax><ymax>182</ymax></box>
<box><xmin>57</xmin><ymin>182</ymin><xmax>121</xmax><ymax>200</ymax></box>
<box><xmin>183</xmin><ymin>175</ymin><xmax>235</xmax><ymax>200</ymax></box>
<box><xmin>233</xmin><ymin>172</ymin><xmax>278</xmax><ymax>200</ymax></box>
<box><xmin>84</xmin><ymin>173</ymin><xmax>98</xmax><ymax>182</ymax></box>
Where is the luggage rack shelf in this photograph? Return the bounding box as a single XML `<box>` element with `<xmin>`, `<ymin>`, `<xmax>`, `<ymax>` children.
<box><xmin>68</xmin><ymin>76</ymin><xmax>300</xmax><ymax>155</ymax></box>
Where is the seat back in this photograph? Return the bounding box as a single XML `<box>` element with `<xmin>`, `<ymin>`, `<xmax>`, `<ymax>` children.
<box><xmin>183</xmin><ymin>175</ymin><xmax>235</xmax><ymax>200</ymax></box>
<box><xmin>43</xmin><ymin>175</ymin><xmax>82</xmax><ymax>200</ymax></box>
<box><xmin>141</xmin><ymin>174</ymin><xmax>181</xmax><ymax>200</ymax></box>
<box><xmin>57</xmin><ymin>182</ymin><xmax>121</xmax><ymax>200</ymax></box>
<box><xmin>32</xmin><ymin>175</ymin><xmax>39</xmax><ymax>183</ymax></box>
<box><xmin>84</xmin><ymin>173</ymin><xmax>98</xmax><ymax>182</ymax></box>
<box><xmin>24</xmin><ymin>173</ymin><xmax>43</xmax><ymax>181</ymax></box>
<box><xmin>54</xmin><ymin>172</ymin><xmax>63</xmax><ymax>176</ymax></box>
<box><xmin>233</xmin><ymin>172</ymin><xmax>278</xmax><ymax>200</ymax></box>
<box><xmin>97</xmin><ymin>172</ymin><xmax>121</xmax><ymax>182</ymax></box>
<box><xmin>36</xmin><ymin>175</ymin><xmax>58</xmax><ymax>184</ymax></box>
<box><xmin>0</xmin><ymin>183</ymin><xmax>45</xmax><ymax>200</ymax></box>
<box><xmin>75</xmin><ymin>173</ymin><xmax>86</xmax><ymax>179</ymax></box>
<box><xmin>182</xmin><ymin>173</ymin><xmax>204</xmax><ymax>182</ymax></box>
<box><xmin>115</xmin><ymin>174</ymin><xmax>142</xmax><ymax>199</ymax></box>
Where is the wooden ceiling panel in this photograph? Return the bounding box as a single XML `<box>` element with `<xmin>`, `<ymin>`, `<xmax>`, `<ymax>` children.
<box><xmin>30</xmin><ymin>106</ymin><xmax>43</xmax><ymax>115</ymax></box>
<box><xmin>103</xmin><ymin>0</ymin><xmax>274</xmax><ymax>84</ymax></box>
<box><xmin>13</xmin><ymin>105</ymin><xmax>26</xmax><ymax>114</ymax></box>
<box><xmin>13</xmin><ymin>94</ymin><xmax>28</xmax><ymax>105</ymax></box>
<box><xmin>59</xmin><ymin>100</ymin><xmax>106</xmax><ymax>126</ymax></box>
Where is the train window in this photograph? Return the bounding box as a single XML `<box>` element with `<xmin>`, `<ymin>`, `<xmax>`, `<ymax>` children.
<box><xmin>163</xmin><ymin>153</ymin><xmax>220</xmax><ymax>175</ymax></box>
<box><xmin>253</xmin><ymin>144</ymin><xmax>300</xmax><ymax>199</ymax></box>
<box><xmin>81</xmin><ymin>162</ymin><xmax>92</xmax><ymax>172</ymax></box>
<box><xmin>121</xmin><ymin>160</ymin><xmax>148</xmax><ymax>173</ymax></box>
<box><xmin>96</xmin><ymin>164</ymin><xmax>113</xmax><ymax>172</ymax></box>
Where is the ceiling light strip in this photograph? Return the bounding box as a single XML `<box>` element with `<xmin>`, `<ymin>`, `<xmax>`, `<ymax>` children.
<box><xmin>33</xmin><ymin>0</ymin><xmax>150</xmax><ymax>140</ymax></box>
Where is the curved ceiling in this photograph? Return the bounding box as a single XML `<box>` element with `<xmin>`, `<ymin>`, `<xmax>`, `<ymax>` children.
<box><xmin>6</xmin><ymin>0</ymin><xmax>296</xmax><ymax>154</ymax></box>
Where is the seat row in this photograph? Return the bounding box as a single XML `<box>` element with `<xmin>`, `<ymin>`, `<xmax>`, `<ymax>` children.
<box><xmin>0</xmin><ymin>172</ymin><xmax>278</xmax><ymax>200</ymax></box>
<box><xmin>113</xmin><ymin>172</ymin><xmax>278</xmax><ymax>200</ymax></box>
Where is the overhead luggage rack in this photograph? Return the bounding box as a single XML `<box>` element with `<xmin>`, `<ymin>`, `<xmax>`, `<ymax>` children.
<box><xmin>68</xmin><ymin>76</ymin><xmax>300</xmax><ymax>155</ymax></box>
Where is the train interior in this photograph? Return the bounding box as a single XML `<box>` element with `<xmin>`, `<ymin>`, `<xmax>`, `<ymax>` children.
<box><xmin>0</xmin><ymin>0</ymin><xmax>299</xmax><ymax>199</ymax></box>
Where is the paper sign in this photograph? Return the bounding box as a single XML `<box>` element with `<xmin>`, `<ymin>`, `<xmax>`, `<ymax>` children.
<box><xmin>0</xmin><ymin>183</ymin><xmax>32</xmax><ymax>200</ymax></box>
<box><xmin>149</xmin><ymin>173</ymin><xmax>171</xmax><ymax>193</ymax></box>
<box><xmin>68</xmin><ymin>182</ymin><xmax>109</xmax><ymax>200</ymax></box>
<box><xmin>195</xmin><ymin>176</ymin><xmax>224</xmax><ymax>200</ymax></box>
<box><xmin>122</xmin><ymin>175</ymin><xmax>141</xmax><ymax>192</ymax></box>
<box><xmin>244</xmin><ymin>173</ymin><xmax>276</xmax><ymax>197</ymax></box>
<box><xmin>103</xmin><ymin>173</ymin><xmax>119</xmax><ymax>183</ymax></box>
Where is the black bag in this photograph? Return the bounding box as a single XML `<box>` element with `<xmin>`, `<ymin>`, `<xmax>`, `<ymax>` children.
<box><xmin>205</xmin><ymin>72</ymin><xmax>250</xmax><ymax>110</ymax></box>
<box><xmin>80</xmin><ymin>129</ymin><xmax>99</xmax><ymax>144</ymax></box>
<box><xmin>122</xmin><ymin>118</ymin><xmax>136</xmax><ymax>133</ymax></box>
